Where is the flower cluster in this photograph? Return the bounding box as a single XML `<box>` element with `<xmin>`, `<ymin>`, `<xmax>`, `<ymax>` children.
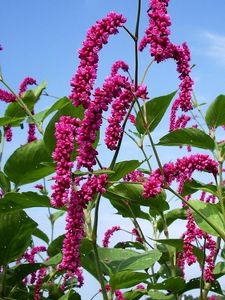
<box><xmin>70</xmin><ymin>12</ymin><xmax>126</xmax><ymax>108</ymax></box>
<box><xmin>102</xmin><ymin>225</ymin><xmax>121</xmax><ymax>247</ymax></box>
<box><xmin>181</xmin><ymin>209</ymin><xmax>216</xmax><ymax>282</ymax></box>
<box><xmin>0</xmin><ymin>89</ymin><xmax>16</xmax><ymax>103</ymax></box>
<box><xmin>19</xmin><ymin>77</ymin><xmax>38</xmax><ymax>142</ymax></box>
<box><xmin>132</xmin><ymin>228</ymin><xmax>143</xmax><ymax>243</ymax></box>
<box><xmin>124</xmin><ymin>170</ymin><xmax>145</xmax><ymax>182</ymax></box>
<box><xmin>143</xmin><ymin>154</ymin><xmax>218</xmax><ymax>198</ymax></box>
<box><xmin>51</xmin><ymin>116</ymin><xmax>80</xmax><ymax>208</ymax></box>
<box><xmin>139</xmin><ymin>0</ymin><xmax>194</xmax><ymax>130</ymax></box>
<box><xmin>105</xmin><ymin>85</ymin><xmax>148</xmax><ymax>150</ymax></box>
<box><xmin>115</xmin><ymin>290</ymin><xmax>125</xmax><ymax>300</ymax></box>
<box><xmin>18</xmin><ymin>77</ymin><xmax>37</xmax><ymax>97</ymax></box>
<box><xmin>59</xmin><ymin>174</ymin><xmax>108</xmax><ymax>286</ymax></box>
<box><xmin>76</xmin><ymin>72</ymin><xmax>130</xmax><ymax>170</ymax></box>
<box><xmin>34</xmin><ymin>268</ymin><xmax>47</xmax><ymax>300</ymax></box>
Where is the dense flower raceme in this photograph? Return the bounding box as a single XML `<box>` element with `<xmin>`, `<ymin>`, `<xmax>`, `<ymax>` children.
<box><xmin>59</xmin><ymin>174</ymin><xmax>108</xmax><ymax>286</ymax></box>
<box><xmin>115</xmin><ymin>290</ymin><xmax>125</xmax><ymax>300</ymax></box>
<box><xmin>105</xmin><ymin>85</ymin><xmax>148</xmax><ymax>150</ymax></box>
<box><xmin>76</xmin><ymin>70</ymin><xmax>131</xmax><ymax>170</ymax></box>
<box><xmin>143</xmin><ymin>154</ymin><xmax>218</xmax><ymax>198</ymax></box>
<box><xmin>69</xmin><ymin>12</ymin><xmax>126</xmax><ymax>108</ymax></box>
<box><xmin>139</xmin><ymin>0</ymin><xmax>194</xmax><ymax>130</ymax></box>
<box><xmin>124</xmin><ymin>170</ymin><xmax>145</xmax><ymax>182</ymax></box>
<box><xmin>102</xmin><ymin>225</ymin><xmax>121</xmax><ymax>247</ymax></box>
<box><xmin>181</xmin><ymin>209</ymin><xmax>217</xmax><ymax>282</ymax></box>
<box><xmin>51</xmin><ymin>116</ymin><xmax>81</xmax><ymax>208</ymax></box>
<box><xmin>20</xmin><ymin>246</ymin><xmax>46</xmax><ymax>286</ymax></box>
<box><xmin>0</xmin><ymin>89</ymin><xmax>16</xmax><ymax>103</ymax></box>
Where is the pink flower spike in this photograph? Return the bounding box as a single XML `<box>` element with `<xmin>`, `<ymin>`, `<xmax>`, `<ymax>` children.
<box><xmin>102</xmin><ymin>226</ymin><xmax>121</xmax><ymax>247</ymax></box>
<box><xmin>69</xmin><ymin>12</ymin><xmax>126</xmax><ymax>108</ymax></box>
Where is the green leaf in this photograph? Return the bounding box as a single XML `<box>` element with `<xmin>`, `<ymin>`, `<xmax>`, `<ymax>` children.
<box><xmin>148</xmin><ymin>291</ymin><xmax>176</xmax><ymax>300</ymax></box>
<box><xmin>0</xmin><ymin>192</ymin><xmax>50</xmax><ymax>212</ymax></box>
<box><xmin>27</xmin><ymin>109</ymin><xmax>49</xmax><ymax>124</ymax></box>
<box><xmin>98</xmin><ymin>247</ymin><xmax>138</xmax><ymax>273</ymax></box>
<box><xmin>0</xmin><ymin>116</ymin><xmax>24</xmax><ymax>126</ymax></box>
<box><xmin>5</xmin><ymin>81</ymin><xmax>47</xmax><ymax>120</ymax></box>
<box><xmin>110</xmin><ymin>271</ymin><xmax>148</xmax><ymax>290</ymax></box>
<box><xmin>4</xmin><ymin>140</ymin><xmax>54</xmax><ymax>186</ymax></box>
<box><xmin>0</xmin><ymin>211</ymin><xmax>37</xmax><ymax>265</ymax></box>
<box><xmin>44</xmin><ymin>101</ymin><xmax>84</xmax><ymax>154</ymax></box>
<box><xmin>213</xmin><ymin>262</ymin><xmax>225</xmax><ymax>278</ymax></box>
<box><xmin>181</xmin><ymin>178</ymin><xmax>218</xmax><ymax>197</ymax></box>
<box><xmin>114</xmin><ymin>241</ymin><xmax>145</xmax><ymax>251</ymax></box>
<box><xmin>42</xmin><ymin>97</ymin><xmax>72</xmax><ymax>121</ymax></box>
<box><xmin>156</xmin><ymin>239</ymin><xmax>203</xmax><ymax>266</ymax></box>
<box><xmin>32</xmin><ymin>228</ymin><xmax>49</xmax><ymax>244</ymax></box>
<box><xmin>189</xmin><ymin>200</ymin><xmax>225</xmax><ymax>237</ymax></box>
<box><xmin>44</xmin><ymin>253</ymin><xmax>62</xmax><ymax>266</ymax></box>
<box><xmin>205</xmin><ymin>94</ymin><xmax>225</xmax><ymax>128</ymax></box>
<box><xmin>148</xmin><ymin>277</ymin><xmax>185</xmax><ymax>292</ymax></box>
<box><xmin>59</xmin><ymin>290</ymin><xmax>81</xmax><ymax>300</ymax></box>
<box><xmin>136</xmin><ymin>91</ymin><xmax>176</xmax><ymax>134</ymax></box>
<box><xmin>108</xmin><ymin>160</ymin><xmax>142</xmax><ymax>181</ymax></box>
<box><xmin>0</xmin><ymin>171</ymin><xmax>10</xmax><ymax>192</ymax></box>
<box><xmin>123</xmin><ymin>289</ymin><xmax>147</xmax><ymax>300</ymax></box>
<box><xmin>179</xmin><ymin>277</ymin><xmax>223</xmax><ymax>295</ymax></box>
<box><xmin>118</xmin><ymin>249</ymin><xmax>161</xmax><ymax>271</ymax></box>
<box><xmin>51</xmin><ymin>210</ymin><xmax>65</xmax><ymax>223</ymax></box>
<box><xmin>157</xmin><ymin>128</ymin><xmax>215</xmax><ymax>150</ymax></box>
<box><xmin>8</xmin><ymin>263</ymin><xmax>44</xmax><ymax>285</ymax></box>
<box><xmin>157</xmin><ymin>208</ymin><xmax>187</xmax><ymax>232</ymax></box>
<box><xmin>48</xmin><ymin>234</ymin><xmax>64</xmax><ymax>257</ymax></box>
<box><xmin>105</xmin><ymin>183</ymin><xmax>169</xmax><ymax>212</ymax></box>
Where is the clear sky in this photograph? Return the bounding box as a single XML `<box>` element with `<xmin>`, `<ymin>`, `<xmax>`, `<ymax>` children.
<box><xmin>1</xmin><ymin>0</ymin><xmax>225</xmax><ymax>299</ymax></box>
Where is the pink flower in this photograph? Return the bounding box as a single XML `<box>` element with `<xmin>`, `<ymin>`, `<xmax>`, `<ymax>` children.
<box><xmin>0</xmin><ymin>89</ymin><xmax>16</xmax><ymax>103</ymax></box>
<box><xmin>124</xmin><ymin>170</ymin><xmax>145</xmax><ymax>182</ymax></box>
<box><xmin>18</xmin><ymin>77</ymin><xmax>37</xmax><ymax>97</ymax></box>
<box><xmin>102</xmin><ymin>225</ymin><xmax>121</xmax><ymax>247</ymax></box>
<box><xmin>144</xmin><ymin>154</ymin><xmax>218</xmax><ymax>198</ymax></box>
<box><xmin>51</xmin><ymin>116</ymin><xmax>80</xmax><ymax>208</ymax></box>
<box><xmin>115</xmin><ymin>290</ymin><xmax>125</xmax><ymax>300</ymax></box>
<box><xmin>140</xmin><ymin>1</ymin><xmax>194</xmax><ymax>130</ymax></box>
<box><xmin>70</xmin><ymin>12</ymin><xmax>126</xmax><ymax>108</ymax></box>
<box><xmin>59</xmin><ymin>174</ymin><xmax>108</xmax><ymax>286</ymax></box>
<box><xmin>4</xmin><ymin>125</ymin><xmax>12</xmax><ymax>142</ymax></box>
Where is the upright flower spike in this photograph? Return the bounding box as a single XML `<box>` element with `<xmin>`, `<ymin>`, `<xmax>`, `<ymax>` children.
<box><xmin>4</xmin><ymin>125</ymin><xmax>12</xmax><ymax>142</ymax></box>
<box><xmin>51</xmin><ymin>116</ymin><xmax>80</xmax><ymax>208</ymax></box>
<box><xmin>69</xmin><ymin>12</ymin><xmax>126</xmax><ymax>108</ymax></box>
<box><xmin>19</xmin><ymin>77</ymin><xmax>38</xmax><ymax>143</ymax></box>
<box><xmin>140</xmin><ymin>0</ymin><xmax>194</xmax><ymax>130</ymax></box>
<box><xmin>59</xmin><ymin>174</ymin><xmax>108</xmax><ymax>286</ymax></box>
<box><xmin>143</xmin><ymin>154</ymin><xmax>218</xmax><ymax>198</ymax></box>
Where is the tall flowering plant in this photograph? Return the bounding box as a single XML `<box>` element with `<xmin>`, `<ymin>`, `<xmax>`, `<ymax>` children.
<box><xmin>0</xmin><ymin>1</ymin><xmax>225</xmax><ymax>300</ymax></box>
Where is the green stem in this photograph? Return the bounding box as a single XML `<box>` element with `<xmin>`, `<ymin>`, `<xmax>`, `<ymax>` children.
<box><xmin>140</xmin><ymin>59</ymin><xmax>155</xmax><ymax>85</ymax></box>
<box><xmin>134</xmin><ymin>0</ymin><xmax>141</xmax><ymax>89</ymax></box>
<box><xmin>91</xmin><ymin>194</ymin><xmax>108</xmax><ymax>300</ymax></box>
<box><xmin>0</xmin><ymin>129</ymin><xmax>5</xmax><ymax>171</ymax></box>
<box><xmin>218</xmin><ymin>161</ymin><xmax>225</xmax><ymax>219</ymax></box>
<box><xmin>123</xmin><ymin>26</ymin><xmax>136</xmax><ymax>41</ymax></box>
<box><xmin>200</xmin><ymin>237</ymin><xmax>206</xmax><ymax>300</ymax></box>
<box><xmin>124</xmin><ymin>130</ymin><xmax>152</xmax><ymax>172</ymax></box>
<box><xmin>167</xmin><ymin>187</ymin><xmax>225</xmax><ymax>241</ymax></box>
<box><xmin>0</xmin><ymin>79</ymin><xmax>44</xmax><ymax>135</ymax></box>
<box><xmin>127</xmin><ymin>202</ymin><xmax>153</xmax><ymax>249</ymax></box>
<box><xmin>0</xmin><ymin>265</ymin><xmax>6</xmax><ymax>298</ymax></box>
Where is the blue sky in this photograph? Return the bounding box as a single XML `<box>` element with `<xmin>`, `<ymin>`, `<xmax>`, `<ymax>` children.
<box><xmin>1</xmin><ymin>0</ymin><xmax>225</xmax><ymax>299</ymax></box>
